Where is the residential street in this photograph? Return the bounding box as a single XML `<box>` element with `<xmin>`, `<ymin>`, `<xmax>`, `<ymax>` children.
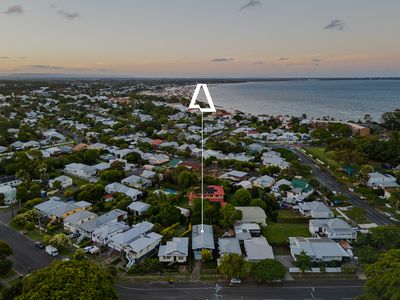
<box><xmin>0</xmin><ymin>210</ymin><xmax>56</xmax><ymax>275</ymax></box>
<box><xmin>290</xmin><ymin>147</ymin><xmax>394</xmax><ymax>226</ymax></box>
<box><xmin>116</xmin><ymin>280</ymin><xmax>365</xmax><ymax>300</ymax></box>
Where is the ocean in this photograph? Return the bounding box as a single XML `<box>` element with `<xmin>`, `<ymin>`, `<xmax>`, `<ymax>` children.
<box><xmin>208</xmin><ymin>79</ymin><xmax>400</xmax><ymax>122</ymax></box>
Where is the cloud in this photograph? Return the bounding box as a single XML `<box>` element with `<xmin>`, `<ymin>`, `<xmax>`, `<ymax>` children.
<box><xmin>312</xmin><ymin>58</ymin><xmax>321</xmax><ymax>62</ymax></box>
<box><xmin>240</xmin><ymin>0</ymin><xmax>261</xmax><ymax>11</ymax></box>
<box><xmin>279</xmin><ymin>57</ymin><xmax>289</xmax><ymax>61</ymax></box>
<box><xmin>29</xmin><ymin>65</ymin><xmax>65</xmax><ymax>70</ymax></box>
<box><xmin>3</xmin><ymin>5</ymin><xmax>24</xmax><ymax>15</ymax></box>
<box><xmin>253</xmin><ymin>61</ymin><xmax>264</xmax><ymax>65</ymax></box>
<box><xmin>211</xmin><ymin>58</ymin><xmax>234</xmax><ymax>62</ymax></box>
<box><xmin>0</xmin><ymin>56</ymin><xmax>10</xmax><ymax>59</ymax></box>
<box><xmin>58</xmin><ymin>10</ymin><xmax>80</xmax><ymax>20</ymax></box>
<box><xmin>324</xmin><ymin>19</ymin><xmax>345</xmax><ymax>30</ymax></box>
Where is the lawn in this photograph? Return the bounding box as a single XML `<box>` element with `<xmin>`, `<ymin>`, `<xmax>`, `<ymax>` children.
<box><xmin>264</xmin><ymin>222</ymin><xmax>310</xmax><ymax>246</ymax></box>
<box><xmin>9</xmin><ymin>220</ymin><xmax>44</xmax><ymax>241</ymax></box>
<box><xmin>345</xmin><ymin>207</ymin><xmax>371</xmax><ymax>224</ymax></box>
<box><xmin>304</xmin><ymin>146</ymin><xmax>341</xmax><ymax>169</ymax></box>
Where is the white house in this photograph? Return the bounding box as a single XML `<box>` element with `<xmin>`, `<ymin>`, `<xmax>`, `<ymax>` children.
<box><xmin>122</xmin><ymin>175</ymin><xmax>151</xmax><ymax>190</ymax></box>
<box><xmin>253</xmin><ymin>175</ymin><xmax>275</xmax><ymax>188</ymax></box>
<box><xmin>0</xmin><ymin>185</ymin><xmax>17</xmax><ymax>205</ymax></box>
<box><xmin>262</xmin><ymin>151</ymin><xmax>290</xmax><ymax>169</ymax></box>
<box><xmin>63</xmin><ymin>210</ymin><xmax>97</xmax><ymax>233</ymax></box>
<box><xmin>244</xmin><ymin>237</ymin><xmax>274</xmax><ymax>262</ymax></box>
<box><xmin>298</xmin><ymin>201</ymin><xmax>334</xmax><ymax>219</ymax></box>
<box><xmin>289</xmin><ymin>237</ymin><xmax>351</xmax><ymax>262</ymax></box>
<box><xmin>368</xmin><ymin>172</ymin><xmax>399</xmax><ymax>188</ymax></box>
<box><xmin>127</xmin><ymin>201</ymin><xmax>150</xmax><ymax>216</ymax></box>
<box><xmin>105</xmin><ymin>182</ymin><xmax>143</xmax><ymax>201</ymax></box>
<box><xmin>309</xmin><ymin>218</ymin><xmax>357</xmax><ymax>240</ymax></box>
<box><xmin>158</xmin><ymin>237</ymin><xmax>189</xmax><ymax>263</ymax></box>
<box><xmin>49</xmin><ymin>175</ymin><xmax>73</xmax><ymax>189</ymax></box>
<box><xmin>64</xmin><ymin>163</ymin><xmax>96</xmax><ymax>179</ymax></box>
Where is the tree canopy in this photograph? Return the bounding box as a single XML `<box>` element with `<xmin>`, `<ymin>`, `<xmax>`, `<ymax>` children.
<box><xmin>15</xmin><ymin>260</ymin><xmax>118</xmax><ymax>300</ymax></box>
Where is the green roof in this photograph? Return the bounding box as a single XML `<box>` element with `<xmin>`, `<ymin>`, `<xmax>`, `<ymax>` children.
<box><xmin>291</xmin><ymin>178</ymin><xmax>313</xmax><ymax>193</ymax></box>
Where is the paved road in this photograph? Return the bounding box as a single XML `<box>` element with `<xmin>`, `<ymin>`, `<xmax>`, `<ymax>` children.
<box><xmin>0</xmin><ymin>210</ymin><xmax>56</xmax><ymax>275</ymax></box>
<box><xmin>117</xmin><ymin>280</ymin><xmax>365</xmax><ymax>300</ymax></box>
<box><xmin>291</xmin><ymin>147</ymin><xmax>393</xmax><ymax>226</ymax></box>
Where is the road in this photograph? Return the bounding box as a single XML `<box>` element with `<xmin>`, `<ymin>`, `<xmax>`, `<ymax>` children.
<box><xmin>291</xmin><ymin>147</ymin><xmax>393</xmax><ymax>226</ymax></box>
<box><xmin>0</xmin><ymin>210</ymin><xmax>56</xmax><ymax>275</ymax></box>
<box><xmin>117</xmin><ymin>280</ymin><xmax>364</xmax><ymax>300</ymax></box>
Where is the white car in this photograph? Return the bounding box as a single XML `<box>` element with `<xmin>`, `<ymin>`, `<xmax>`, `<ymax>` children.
<box><xmin>83</xmin><ymin>245</ymin><xmax>100</xmax><ymax>254</ymax></box>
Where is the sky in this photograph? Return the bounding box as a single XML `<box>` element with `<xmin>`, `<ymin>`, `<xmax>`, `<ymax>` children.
<box><xmin>1</xmin><ymin>0</ymin><xmax>400</xmax><ymax>77</ymax></box>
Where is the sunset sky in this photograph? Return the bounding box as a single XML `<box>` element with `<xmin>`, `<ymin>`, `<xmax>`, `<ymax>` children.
<box><xmin>1</xmin><ymin>0</ymin><xmax>400</xmax><ymax>77</ymax></box>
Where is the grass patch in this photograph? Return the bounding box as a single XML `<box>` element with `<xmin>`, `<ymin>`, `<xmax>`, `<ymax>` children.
<box><xmin>264</xmin><ymin>222</ymin><xmax>310</xmax><ymax>246</ymax></box>
<box><xmin>345</xmin><ymin>207</ymin><xmax>371</xmax><ymax>224</ymax></box>
<box><xmin>304</xmin><ymin>147</ymin><xmax>341</xmax><ymax>169</ymax></box>
<box><xmin>9</xmin><ymin>220</ymin><xmax>44</xmax><ymax>241</ymax></box>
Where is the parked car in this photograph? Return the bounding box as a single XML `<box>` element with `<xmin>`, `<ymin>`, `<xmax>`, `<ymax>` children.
<box><xmin>34</xmin><ymin>241</ymin><xmax>45</xmax><ymax>249</ymax></box>
<box><xmin>230</xmin><ymin>278</ymin><xmax>242</xmax><ymax>286</ymax></box>
<box><xmin>45</xmin><ymin>245</ymin><xmax>58</xmax><ymax>256</ymax></box>
<box><xmin>83</xmin><ymin>245</ymin><xmax>100</xmax><ymax>254</ymax></box>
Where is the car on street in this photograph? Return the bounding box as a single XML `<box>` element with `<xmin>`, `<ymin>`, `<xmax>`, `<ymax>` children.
<box><xmin>34</xmin><ymin>241</ymin><xmax>45</xmax><ymax>249</ymax></box>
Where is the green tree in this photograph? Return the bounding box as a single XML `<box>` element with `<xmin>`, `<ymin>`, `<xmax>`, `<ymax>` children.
<box><xmin>232</xmin><ymin>189</ymin><xmax>252</xmax><ymax>206</ymax></box>
<box><xmin>50</xmin><ymin>233</ymin><xmax>69</xmax><ymax>249</ymax></box>
<box><xmin>251</xmin><ymin>259</ymin><xmax>286</xmax><ymax>283</ymax></box>
<box><xmin>219</xmin><ymin>204</ymin><xmax>242</xmax><ymax>228</ymax></box>
<box><xmin>159</xmin><ymin>203</ymin><xmax>181</xmax><ymax>227</ymax></box>
<box><xmin>201</xmin><ymin>249</ymin><xmax>212</xmax><ymax>262</ymax></box>
<box><xmin>218</xmin><ymin>253</ymin><xmax>246</xmax><ymax>279</ymax></box>
<box><xmin>357</xmin><ymin>249</ymin><xmax>400</xmax><ymax>300</ymax></box>
<box><xmin>83</xmin><ymin>149</ymin><xmax>99</xmax><ymax>164</ymax></box>
<box><xmin>294</xmin><ymin>250</ymin><xmax>312</xmax><ymax>273</ymax></box>
<box><xmin>0</xmin><ymin>241</ymin><xmax>12</xmax><ymax>258</ymax></box>
<box><xmin>14</xmin><ymin>260</ymin><xmax>118</xmax><ymax>300</ymax></box>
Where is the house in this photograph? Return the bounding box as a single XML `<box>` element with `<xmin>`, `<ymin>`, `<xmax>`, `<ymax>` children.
<box><xmin>0</xmin><ymin>176</ymin><xmax>22</xmax><ymax>188</ymax></box>
<box><xmin>105</xmin><ymin>182</ymin><xmax>143</xmax><ymax>201</ymax></box>
<box><xmin>298</xmin><ymin>201</ymin><xmax>334</xmax><ymax>219</ymax></box>
<box><xmin>234</xmin><ymin>223</ymin><xmax>262</xmax><ymax>240</ymax></box>
<box><xmin>236</xmin><ymin>180</ymin><xmax>253</xmax><ymax>189</ymax></box>
<box><xmin>0</xmin><ymin>185</ymin><xmax>17</xmax><ymax>205</ymax></box>
<box><xmin>192</xmin><ymin>224</ymin><xmax>215</xmax><ymax>260</ymax></box>
<box><xmin>219</xmin><ymin>170</ymin><xmax>248</xmax><ymax>182</ymax></box>
<box><xmin>64</xmin><ymin>163</ymin><xmax>96</xmax><ymax>179</ymax></box>
<box><xmin>244</xmin><ymin>237</ymin><xmax>274</xmax><ymax>261</ymax></box>
<box><xmin>236</xmin><ymin>206</ymin><xmax>267</xmax><ymax>226</ymax></box>
<box><xmin>108</xmin><ymin>221</ymin><xmax>155</xmax><ymax>252</ymax></box>
<box><xmin>77</xmin><ymin>209</ymin><xmax>128</xmax><ymax>238</ymax></box>
<box><xmin>309</xmin><ymin>218</ymin><xmax>357</xmax><ymax>240</ymax></box>
<box><xmin>49</xmin><ymin>175</ymin><xmax>73</xmax><ymax>189</ymax></box>
<box><xmin>63</xmin><ymin>210</ymin><xmax>97</xmax><ymax>233</ymax></box>
<box><xmin>285</xmin><ymin>179</ymin><xmax>314</xmax><ymax>204</ymax></box>
<box><xmin>367</xmin><ymin>172</ymin><xmax>399</xmax><ymax>188</ymax></box>
<box><xmin>188</xmin><ymin>185</ymin><xmax>225</xmax><ymax>205</ymax></box>
<box><xmin>158</xmin><ymin>237</ymin><xmax>189</xmax><ymax>263</ymax></box>
<box><xmin>34</xmin><ymin>199</ymin><xmax>90</xmax><ymax>221</ymax></box>
<box><xmin>127</xmin><ymin>201</ymin><xmax>150</xmax><ymax>216</ymax></box>
<box><xmin>262</xmin><ymin>151</ymin><xmax>290</xmax><ymax>169</ymax></box>
<box><xmin>218</xmin><ymin>238</ymin><xmax>242</xmax><ymax>256</ymax></box>
<box><xmin>124</xmin><ymin>231</ymin><xmax>163</xmax><ymax>268</ymax></box>
<box><xmin>253</xmin><ymin>175</ymin><xmax>275</xmax><ymax>188</ymax></box>
<box><xmin>289</xmin><ymin>237</ymin><xmax>351</xmax><ymax>262</ymax></box>
<box><xmin>141</xmin><ymin>170</ymin><xmax>156</xmax><ymax>179</ymax></box>
<box><xmin>248</xmin><ymin>143</ymin><xmax>265</xmax><ymax>154</ymax></box>
<box><xmin>91</xmin><ymin>221</ymin><xmax>130</xmax><ymax>245</ymax></box>
<box><xmin>144</xmin><ymin>153</ymin><xmax>169</xmax><ymax>165</ymax></box>
<box><xmin>122</xmin><ymin>175</ymin><xmax>151</xmax><ymax>189</ymax></box>
<box><xmin>108</xmin><ymin>221</ymin><xmax>162</xmax><ymax>267</ymax></box>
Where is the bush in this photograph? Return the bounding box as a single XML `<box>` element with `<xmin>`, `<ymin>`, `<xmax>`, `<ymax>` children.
<box><xmin>0</xmin><ymin>258</ymin><xmax>13</xmax><ymax>275</ymax></box>
<box><xmin>24</xmin><ymin>221</ymin><xmax>35</xmax><ymax>231</ymax></box>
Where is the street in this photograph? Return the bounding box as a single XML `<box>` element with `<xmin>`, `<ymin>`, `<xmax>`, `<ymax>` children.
<box><xmin>0</xmin><ymin>210</ymin><xmax>56</xmax><ymax>275</ymax></box>
<box><xmin>291</xmin><ymin>147</ymin><xmax>393</xmax><ymax>226</ymax></box>
<box><xmin>116</xmin><ymin>280</ymin><xmax>365</xmax><ymax>300</ymax></box>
